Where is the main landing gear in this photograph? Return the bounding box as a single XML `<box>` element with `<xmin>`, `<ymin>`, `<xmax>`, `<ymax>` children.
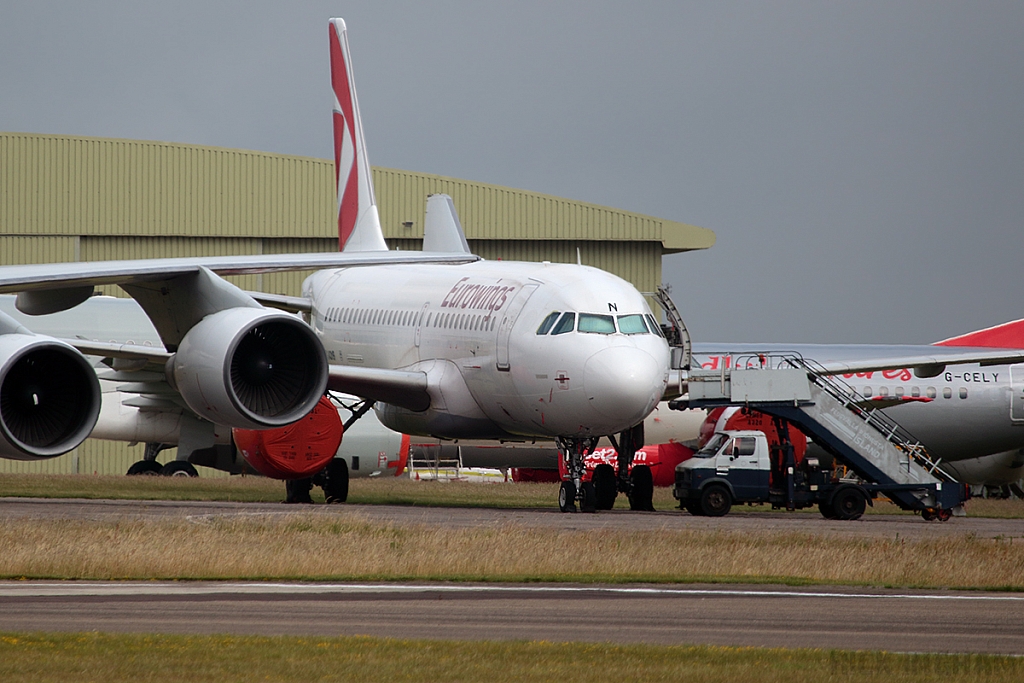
<box><xmin>282</xmin><ymin>395</ymin><xmax>372</xmax><ymax>504</ymax></box>
<box><xmin>126</xmin><ymin>443</ymin><xmax>199</xmax><ymax>477</ymax></box>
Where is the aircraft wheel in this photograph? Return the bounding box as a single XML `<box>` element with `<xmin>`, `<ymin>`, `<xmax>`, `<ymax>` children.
<box><xmin>126</xmin><ymin>460</ymin><xmax>163</xmax><ymax>476</ymax></box>
<box><xmin>321</xmin><ymin>458</ymin><xmax>349</xmax><ymax>504</ymax></box>
<box><xmin>160</xmin><ymin>461</ymin><xmax>198</xmax><ymax>477</ymax></box>
<box><xmin>558</xmin><ymin>480</ymin><xmax>577</xmax><ymax>513</ymax></box>
<box><xmin>699</xmin><ymin>484</ymin><xmax>731</xmax><ymax>517</ymax></box>
<box><xmin>628</xmin><ymin>465</ymin><xmax>655</xmax><ymax>511</ymax></box>
<box><xmin>579</xmin><ymin>481</ymin><xmax>597</xmax><ymax>513</ymax></box>
<box><xmin>592</xmin><ymin>464</ymin><xmax>617</xmax><ymax>510</ymax></box>
<box><xmin>285</xmin><ymin>478</ymin><xmax>314</xmax><ymax>504</ymax></box>
<box><xmin>818</xmin><ymin>501</ymin><xmax>837</xmax><ymax>519</ymax></box>
<box><xmin>831</xmin><ymin>487</ymin><xmax>866</xmax><ymax>520</ymax></box>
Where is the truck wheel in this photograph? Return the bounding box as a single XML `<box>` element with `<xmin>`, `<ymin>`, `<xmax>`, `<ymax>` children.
<box><xmin>579</xmin><ymin>481</ymin><xmax>597</xmax><ymax>513</ymax></box>
<box><xmin>832</xmin><ymin>487</ymin><xmax>866</xmax><ymax>520</ymax></box>
<box><xmin>699</xmin><ymin>484</ymin><xmax>731</xmax><ymax>517</ymax></box>
<box><xmin>684</xmin><ymin>501</ymin><xmax>703</xmax><ymax>516</ymax></box>
<box><xmin>628</xmin><ymin>465</ymin><xmax>655</xmax><ymax>511</ymax></box>
<box><xmin>592</xmin><ymin>464</ymin><xmax>617</xmax><ymax>510</ymax></box>
<box><xmin>818</xmin><ymin>501</ymin><xmax>837</xmax><ymax>519</ymax></box>
<box><xmin>558</xmin><ymin>480</ymin><xmax>577</xmax><ymax>513</ymax></box>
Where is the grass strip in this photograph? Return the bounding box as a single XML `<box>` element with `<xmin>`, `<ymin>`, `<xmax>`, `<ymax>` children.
<box><xmin>0</xmin><ymin>632</ymin><xmax>1022</xmax><ymax>683</ymax></box>
<box><xmin>1</xmin><ymin>514</ymin><xmax>1022</xmax><ymax>588</ymax></box>
<box><xmin>1</xmin><ymin>473</ymin><xmax>1022</xmax><ymax>518</ymax></box>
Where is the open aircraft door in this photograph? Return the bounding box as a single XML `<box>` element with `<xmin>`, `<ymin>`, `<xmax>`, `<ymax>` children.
<box><xmin>496</xmin><ymin>283</ymin><xmax>538</xmax><ymax>371</ymax></box>
<box><xmin>1011</xmin><ymin>364</ymin><xmax>1024</xmax><ymax>423</ymax></box>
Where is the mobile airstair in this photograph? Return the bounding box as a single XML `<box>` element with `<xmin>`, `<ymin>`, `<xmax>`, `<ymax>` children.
<box><xmin>672</xmin><ymin>354</ymin><xmax>967</xmax><ymax>514</ymax></box>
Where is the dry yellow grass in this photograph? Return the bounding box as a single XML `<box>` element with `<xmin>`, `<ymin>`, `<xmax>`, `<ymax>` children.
<box><xmin>1</xmin><ymin>512</ymin><xmax>1021</xmax><ymax>588</ymax></box>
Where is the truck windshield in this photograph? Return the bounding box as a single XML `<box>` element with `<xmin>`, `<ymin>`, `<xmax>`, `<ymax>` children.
<box><xmin>695</xmin><ymin>433</ymin><xmax>729</xmax><ymax>458</ymax></box>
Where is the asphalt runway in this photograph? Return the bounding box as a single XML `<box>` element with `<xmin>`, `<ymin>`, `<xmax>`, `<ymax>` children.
<box><xmin>1</xmin><ymin>496</ymin><xmax>1022</xmax><ymax>539</ymax></box>
<box><xmin>1</xmin><ymin>581</ymin><xmax>1022</xmax><ymax>654</ymax></box>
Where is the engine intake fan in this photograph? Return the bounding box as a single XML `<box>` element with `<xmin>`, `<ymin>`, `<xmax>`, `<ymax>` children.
<box><xmin>0</xmin><ymin>335</ymin><xmax>100</xmax><ymax>460</ymax></box>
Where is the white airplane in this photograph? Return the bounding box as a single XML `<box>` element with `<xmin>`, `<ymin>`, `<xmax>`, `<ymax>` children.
<box><xmin>0</xmin><ymin>18</ymin><xmax>673</xmax><ymax>512</ymax></box>
<box><xmin>2</xmin><ymin>18</ymin><xmax>1023</xmax><ymax>513</ymax></box>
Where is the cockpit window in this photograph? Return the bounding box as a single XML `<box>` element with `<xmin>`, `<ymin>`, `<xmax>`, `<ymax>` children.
<box><xmin>551</xmin><ymin>312</ymin><xmax>576</xmax><ymax>335</ymax></box>
<box><xmin>536</xmin><ymin>312</ymin><xmax>560</xmax><ymax>335</ymax></box>
<box><xmin>645</xmin><ymin>314</ymin><xmax>665</xmax><ymax>338</ymax></box>
<box><xmin>578</xmin><ymin>313</ymin><xmax>616</xmax><ymax>334</ymax></box>
<box><xmin>617</xmin><ymin>314</ymin><xmax>649</xmax><ymax>335</ymax></box>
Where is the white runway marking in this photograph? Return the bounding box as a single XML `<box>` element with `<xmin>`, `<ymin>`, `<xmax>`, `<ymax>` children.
<box><xmin>1</xmin><ymin>581</ymin><xmax>1021</xmax><ymax>601</ymax></box>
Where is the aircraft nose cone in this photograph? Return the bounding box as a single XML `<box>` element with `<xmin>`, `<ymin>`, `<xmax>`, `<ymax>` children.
<box><xmin>583</xmin><ymin>347</ymin><xmax>665</xmax><ymax>428</ymax></box>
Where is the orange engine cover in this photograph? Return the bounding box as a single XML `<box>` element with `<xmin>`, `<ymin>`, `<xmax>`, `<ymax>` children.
<box><xmin>232</xmin><ymin>395</ymin><xmax>343</xmax><ymax>480</ymax></box>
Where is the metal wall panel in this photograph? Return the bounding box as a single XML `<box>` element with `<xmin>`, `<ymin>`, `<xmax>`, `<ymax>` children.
<box><xmin>2</xmin><ymin>133</ymin><xmax>710</xmax><ymax>250</ymax></box>
<box><xmin>1</xmin><ymin>236</ymin><xmax>77</xmax><ymax>264</ymax></box>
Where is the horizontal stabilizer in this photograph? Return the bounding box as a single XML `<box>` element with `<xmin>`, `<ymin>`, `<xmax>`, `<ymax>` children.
<box><xmin>423</xmin><ymin>194</ymin><xmax>472</xmax><ymax>254</ymax></box>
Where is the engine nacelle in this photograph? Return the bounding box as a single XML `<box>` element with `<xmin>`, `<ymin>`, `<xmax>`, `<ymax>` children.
<box><xmin>0</xmin><ymin>334</ymin><xmax>100</xmax><ymax>460</ymax></box>
<box><xmin>171</xmin><ymin>307</ymin><xmax>328</xmax><ymax>430</ymax></box>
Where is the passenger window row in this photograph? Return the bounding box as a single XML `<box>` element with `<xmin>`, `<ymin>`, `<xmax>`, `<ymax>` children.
<box><xmin>537</xmin><ymin>311</ymin><xmax>665</xmax><ymax>337</ymax></box>
<box><xmin>861</xmin><ymin>386</ymin><xmax>967</xmax><ymax>400</ymax></box>
<box><xmin>322</xmin><ymin>307</ymin><xmax>497</xmax><ymax>332</ymax></box>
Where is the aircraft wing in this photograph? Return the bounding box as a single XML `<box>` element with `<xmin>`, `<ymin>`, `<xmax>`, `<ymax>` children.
<box><xmin>809</xmin><ymin>349</ymin><xmax>1024</xmax><ymax>376</ymax></box>
<box><xmin>0</xmin><ymin>251</ymin><xmax>479</xmax><ymax>295</ymax></box>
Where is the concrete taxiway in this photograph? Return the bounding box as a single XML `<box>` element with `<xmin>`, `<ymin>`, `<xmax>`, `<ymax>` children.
<box><xmin>0</xmin><ymin>581</ymin><xmax>1022</xmax><ymax>654</ymax></box>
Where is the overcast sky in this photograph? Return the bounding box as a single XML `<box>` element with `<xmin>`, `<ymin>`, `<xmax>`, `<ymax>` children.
<box><xmin>2</xmin><ymin>2</ymin><xmax>1022</xmax><ymax>344</ymax></box>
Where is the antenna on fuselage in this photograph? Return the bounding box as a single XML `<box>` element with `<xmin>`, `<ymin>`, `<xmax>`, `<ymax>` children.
<box><xmin>576</xmin><ymin>248</ymin><xmax>582</xmax><ymax>266</ymax></box>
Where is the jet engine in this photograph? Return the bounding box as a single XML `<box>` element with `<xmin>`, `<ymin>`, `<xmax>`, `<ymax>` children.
<box><xmin>170</xmin><ymin>308</ymin><xmax>328</xmax><ymax>430</ymax></box>
<box><xmin>0</xmin><ymin>334</ymin><xmax>100</xmax><ymax>460</ymax></box>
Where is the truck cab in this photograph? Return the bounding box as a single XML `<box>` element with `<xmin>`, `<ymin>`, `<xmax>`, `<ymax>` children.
<box><xmin>673</xmin><ymin>430</ymin><xmax>770</xmax><ymax>515</ymax></box>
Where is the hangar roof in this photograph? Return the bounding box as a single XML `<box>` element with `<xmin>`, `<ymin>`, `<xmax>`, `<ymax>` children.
<box><xmin>0</xmin><ymin>132</ymin><xmax>714</xmax><ymax>254</ymax></box>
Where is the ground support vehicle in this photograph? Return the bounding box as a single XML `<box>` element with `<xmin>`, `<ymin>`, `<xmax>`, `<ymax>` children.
<box><xmin>671</xmin><ymin>355</ymin><xmax>968</xmax><ymax>520</ymax></box>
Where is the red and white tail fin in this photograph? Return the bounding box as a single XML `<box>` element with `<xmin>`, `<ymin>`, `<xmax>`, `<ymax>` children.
<box><xmin>330</xmin><ymin>18</ymin><xmax>387</xmax><ymax>252</ymax></box>
<box><xmin>935</xmin><ymin>319</ymin><xmax>1024</xmax><ymax>349</ymax></box>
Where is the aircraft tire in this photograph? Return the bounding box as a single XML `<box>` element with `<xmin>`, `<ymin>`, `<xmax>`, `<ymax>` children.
<box><xmin>558</xmin><ymin>480</ymin><xmax>577</xmax><ymax>513</ymax></box>
<box><xmin>160</xmin><ymin>461</ymin><xmax>198</xmax><ymax>477</ymax></box>
<box><xmin>592</xmin><ymin>464</ymin><xmax>617</xmax><ymax>510</ymax></box>
<box><xmin>126</xmin><ymin>460</ymin><xmax>163</xmax><ymax>476</ymax></box>
<box><xmin>628</xmin><ymin>465</ymin><xmax>655</xmax><ymax>511</ymax></box>
<box><xmin>699</xmin><ymin>484</ymin><xmax>731</xmax><ymax>517</ymax></box>
<box><xmin>579</xmin><ymin>481</ymin><xmax>597</xmax><ymax>513</ymax></box>
<box><xmin>831</xmin><ymin>486</ymin><xmax>866</xmax><ymax>521</ymax></box>
<box><xmin>285</xmin><ymin>477</ymin><xmax>314</xmax><ymax>504</ymax></box>
<box><xmin>322</xmin><ymin>458</ymin><xmax>349</xmax><ymax>504</ymax></box>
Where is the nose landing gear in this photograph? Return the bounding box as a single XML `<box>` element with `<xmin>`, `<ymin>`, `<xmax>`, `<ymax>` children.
<box><xmin>556</xmin><ymin>436</ymin><xmax>599</xmax><ymax>513</ymax></box>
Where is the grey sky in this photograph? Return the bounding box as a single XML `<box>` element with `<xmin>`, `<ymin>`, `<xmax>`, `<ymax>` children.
<box><xmin>2</xmin><ymin>1</ymin><xmax>1022</xmax><ymax>344</ymax></box>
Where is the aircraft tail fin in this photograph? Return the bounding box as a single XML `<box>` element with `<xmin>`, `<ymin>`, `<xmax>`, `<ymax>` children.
<box><xmin>935</xmin><ymin>319</ymin><xmax>1024</xmax><ymax>349</ymax></box>
<box><xmin>422</xmin><ymin>194</ymin><xmax>472</xmax><ymax>254</ymax></box>
<box><xmin>330</xmin><ymin>18</ymin><xmax>387</xmax><ymax>252</ymax></box>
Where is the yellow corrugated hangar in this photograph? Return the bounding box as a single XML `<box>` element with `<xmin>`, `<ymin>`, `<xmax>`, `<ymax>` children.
<box><xmin>0</xmin><ymin>132</ymin><xmax>715</xmax><ymax>475</ymax></box>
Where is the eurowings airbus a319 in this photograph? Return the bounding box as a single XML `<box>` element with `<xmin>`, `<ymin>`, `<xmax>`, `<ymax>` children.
<box><xmin>2</xmin><ymin>19</ymin><xmax>1023</xmax><ymax>513</ymax></box>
